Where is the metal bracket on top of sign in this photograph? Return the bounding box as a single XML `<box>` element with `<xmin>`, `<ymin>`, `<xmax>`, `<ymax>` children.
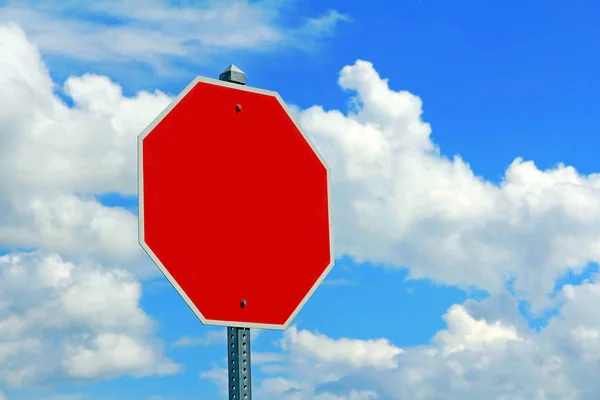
<box><xmin>219</xmin><ymin>65</ymin><xmax>253</xmax><ymax>400</ymax></box>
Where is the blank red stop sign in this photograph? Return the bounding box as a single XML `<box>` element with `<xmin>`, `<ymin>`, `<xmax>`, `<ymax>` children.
<box><xmin>138</xmin><ymin>76</ymin><xmax>333</xmax><ymax>329</ymax></box>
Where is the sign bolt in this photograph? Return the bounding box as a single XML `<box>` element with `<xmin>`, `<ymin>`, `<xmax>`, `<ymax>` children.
<box><xmin>236</xmin><ymin>104</ymin><xmax>242</xmax><ymax>113</ymax></box>
<box><xmin>240</xmin><ymin>299</ymin><xmax>247</xmax><ymax>308</ymax></box>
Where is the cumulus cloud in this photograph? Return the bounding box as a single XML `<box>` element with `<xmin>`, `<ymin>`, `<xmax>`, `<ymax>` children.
<box><xmin>204</xmin><ymin>282</ymin><xmax>600</xmax><ymax>399</ymax></box>
<box><xmin>0</xmin><ymin>22</ymin><xmax>163</xmax><ymax>266</ymax></box>
<box><xmin>296</xmin><ymin>59</ymin><xmax>600</xmax><ymax>310</ymax></box>
<box><xmin>0</xmin><ymin>23</ymin><xmax>178</xmax><ymax>387</ymax></box>
<box><xmin>203</xmin><ymin>325</ymin><xmax>402</xmax><ymax>398</ymax></box>
<box><xmin>282</xmin><ymin>327</ymin><xmax>402</xmax><ymax>370</ymax></box>
<box><xmin>0</xmin><ymin>22</ymin><xmax>170</xmax><ymax>197</ymax></box>
<box><xmin>433</xmin><ymin>304</ymin><xmax>521</xmax><ymax>356</ymax></box>
<box><xmin>0</xmin><ymin>194</ymin><xmax>139</xmax><ymax>263</ymax></box>
<box><xmin>0</xmin><ymin>252</ymin><xmax>179</xmax><ymax>388</ymax></box>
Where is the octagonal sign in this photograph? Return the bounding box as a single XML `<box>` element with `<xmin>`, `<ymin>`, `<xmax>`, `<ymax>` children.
<box><xmin>138</xmin><ymin>75</ymin><xmax>333</xmax><ymax>330</ymax></box>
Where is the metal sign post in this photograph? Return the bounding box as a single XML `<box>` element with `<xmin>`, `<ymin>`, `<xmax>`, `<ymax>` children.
<box><xmin>219</xmin><ymin>65</ymin><xmax>252</xmax><ymax>400</ymax></box>
<box><xmin>227</xmin><ymin>327</ymin><xmax>252</xmax><ymax>399</ymax></box>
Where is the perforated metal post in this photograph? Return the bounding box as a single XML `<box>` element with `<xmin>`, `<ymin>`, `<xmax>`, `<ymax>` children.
<box><xmin>219</xmin><ymin>64</ymin><xmax>252</xmax><ymax>400</ymax></box>
<box><xmin>228</xmin><ymin>327</ymin><xmax>252</xmax><ymax>400</ymax></box>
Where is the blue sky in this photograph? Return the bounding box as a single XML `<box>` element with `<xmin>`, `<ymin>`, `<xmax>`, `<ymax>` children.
<box><xmin>1</xmin><ymin>1</ymin><xmax>600</xmax><ymax>399</ymax></box>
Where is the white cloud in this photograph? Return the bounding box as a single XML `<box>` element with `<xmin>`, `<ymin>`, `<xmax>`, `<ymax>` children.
<box><xmin>174</xmin><ymin>330</ymin><xmax>225</xmax><ymax>347</ymax></box>
<box><xmin>0</xmin><ymin>22</ymin><xmax>170</xmax><ymax>196</ymax></box>
<box><xmin>304</xmin><ymin>9</ymin><xmax>351</xmax><ymax>34</ymax></box>
<box><xmin>63</xmin><ymin>333</ymin><xmax>177</xmax><ymax>379</ymax></box>
<box><xmin>0</xmin><ymin>23</ymin><xmax>163</xmax><ymax>266</ymax></box>
<box><xmin>0</xmin><ymin>25</ymin><xmax>179</xmax><ymax>383</ymax></box>
<box><xmin>199</xmin><ymin>367</ymin><xmax>228</xmax><ymax>398</ymax></box>
<box><xmin>282</xmin><ymin>327</ymin><xmax>402</xmax><ymax>369</ymax></box>
<box><xmin>323</xmin><ymin>278</ymin><xmax>357</xmax><ymax>287</ymax></box>
<box><xmin>255</xmin><ymin>377</ymin><xmax>302</xmax><ymax>399</ymax></box>
<box><xmin>203</xmin><ymin>285</ymin><xmax>600</xmax><ymax>399</ymax></box>
<box><xmin>0</xmin><ymin>1</ymin><xmax>349</xmax><ymax>69</ymax></box>
<box><xmin>0</xmin><ymin>194</ymin><xmax>139</xmax><ymax>263</ymax></box>
<box><xmin>295</xmin><ymin>59</ymin><xmax>600</xmax><ymax>310</ymax></box>
<box><xmin>314</xmin><ymin>391</ymin><xmax>379</xmax><ymax>400</ymax></box>
<box><xmin>233</xmin><ymin>327</ymin><xmax>402</xmax><ymax>399</ymax></box>
<box><xmin>0</xmin><ymin>252</ymin><xmax>179</xmax><ymax>388</ymax></box>
<box><xmin>433</xmin><ymin>304</ymin><xmax>522</xmax><ymax>356</ymax></box>
<box><xmin>174</xmin><ymin>328</ymin><xmax>261</xmax><ymax>347</ymax></box>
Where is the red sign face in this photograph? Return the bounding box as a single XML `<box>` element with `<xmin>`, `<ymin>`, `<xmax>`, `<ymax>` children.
<box><xmin>138</xmin><ymin>77</ymin><xmax>333</xmax><ymax>330</ymax></box>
